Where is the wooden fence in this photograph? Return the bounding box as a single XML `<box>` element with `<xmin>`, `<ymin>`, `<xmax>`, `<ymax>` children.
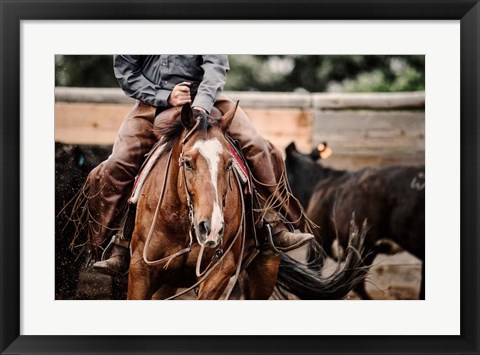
<box><xmin>55</xmin><ymin>88</ymin><xmax>425</xmax><ymax>170</ymax></box>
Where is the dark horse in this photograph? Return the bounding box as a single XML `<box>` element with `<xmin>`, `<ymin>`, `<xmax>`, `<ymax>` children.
<box><xmin>285</xmin><ymin>142</ymin><xmax>425</xmax><ymax>299</ymax></box>
<box><xmin>127</xmin><ymin>104</ymin><xmax>367</xmax><ymax>300</ymax></box>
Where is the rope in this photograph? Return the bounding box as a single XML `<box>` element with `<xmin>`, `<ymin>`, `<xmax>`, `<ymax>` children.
<box><xmin>252</xmin><ymin>170</ymin><xmax>318</xmax><ymax>234</ymax></box>
<box><xmin>224</xmin><ymin>168</ymin><xmax>247</xmax><ymax>300</ymax></box>
<box><xmin>142</xmin><ymin>148</ymin><xmax>194</xmax><ymax>266</ymax></box>
<box><xmin>140</xmin><ymin>118</ymin><xmax>248</xmax><ymax>300</ymax></box>
<box><xmin>166</xmin><ymin>172</ymin><xmax>245</xmax><ymax>300</ymax></box>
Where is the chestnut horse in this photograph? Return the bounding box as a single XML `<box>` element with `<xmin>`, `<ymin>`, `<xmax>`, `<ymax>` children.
<box><xmin>128</xmin><ymin>103</ymin><xmax>366</xmax><ymax>300</ymax></box>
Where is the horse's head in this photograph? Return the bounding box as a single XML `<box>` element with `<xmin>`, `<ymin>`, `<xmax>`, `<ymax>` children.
<box><xmin>179</xmin><ymin>103</ymin><xmax>238</xmax><ymax>249</ymax></box>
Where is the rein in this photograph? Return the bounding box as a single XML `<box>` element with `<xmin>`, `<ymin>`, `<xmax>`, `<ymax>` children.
<box><xmin>166</xmin><ymin>164</ymin><xmax>247</xmax><ymax>300</ymax></box>
<box><xmin>142</xmin><ymin>120</ymin><xmax>205</xmax><ymax>267</ymax></box>
<box><xmin>142</xmin><ymin>148</ymin><xmax>194</xmax><ymax>267</ymax></box>
<box><xmin>141</xmin><ymin>119</ymin><xmax>249</xmax><ymax>300</ymax></box>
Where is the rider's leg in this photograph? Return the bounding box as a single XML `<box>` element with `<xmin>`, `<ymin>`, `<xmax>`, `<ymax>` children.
<box><xmin>86</xmin><ymin>101</ymin><xmax>158</xmax><ymax>275</ymax></box>
<box><xmin>214</xmin><ymin>95</ymin><xmax>313</xmax><ymax>252</ymax></box>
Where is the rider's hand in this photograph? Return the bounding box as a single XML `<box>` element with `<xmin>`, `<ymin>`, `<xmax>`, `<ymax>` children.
<box><xmin>167</xmin><ymin>82</ymin><xmax>192</xmax><ymax>107</ymax></box>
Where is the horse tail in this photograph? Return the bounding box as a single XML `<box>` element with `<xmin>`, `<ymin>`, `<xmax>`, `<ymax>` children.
<box><xmin>275</xmin><ymin>220</ymin><xmax>368</xmax><ymax>300</ymax></box>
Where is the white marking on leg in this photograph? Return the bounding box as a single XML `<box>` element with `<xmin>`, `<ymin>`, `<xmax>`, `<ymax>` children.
<box><xmin>192</xmin><ymin>139</ymin><xmax>224</xmax><ymax>238</ymax></box>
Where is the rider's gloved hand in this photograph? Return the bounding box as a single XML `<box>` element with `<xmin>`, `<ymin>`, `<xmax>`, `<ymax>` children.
<box><xmin>168</xmin><ymin>82</ymin><xmax>192</xmax><ymax>107</ymax></box>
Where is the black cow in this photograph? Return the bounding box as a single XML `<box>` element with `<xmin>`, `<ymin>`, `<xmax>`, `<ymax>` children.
<box><xmin>55</xmin><ymin>142</ymin><xmax>112</xmax><ymax>299</ymax></box>
<box><xmin>285</xmin><ymin>142</ymin><xmax>425</xmax><ymax>299</ymax></box>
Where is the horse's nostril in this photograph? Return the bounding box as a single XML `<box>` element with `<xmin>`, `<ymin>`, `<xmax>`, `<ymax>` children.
<box><xmin>218</xmin><ymin>225</ymin><xmax>224</xmax><ymax>237</ymax></box>
<box><xmin>205</xmin><ymin>240</ymin><xmax>216</xmax><ymax>248</ymax></box>
<box><xmin>198</xmin><ymin>221</ymin><xmax>210</xmax><ymax>237</ymax></box>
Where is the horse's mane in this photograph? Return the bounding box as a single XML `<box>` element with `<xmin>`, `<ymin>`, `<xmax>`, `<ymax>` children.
<box><xmin>155</xmin><ymin>117</ymin><xmax>184</xmax><ymax>155</ymax></box>
<box><xmin>155</xmin><ymin>114</ymin><xmax>221</xmax><ymax>158</ymax></box>
<box><xmin>197</xmin><ymin>114</ymin><xmax>221</xmax><ymax>136</ymax></box>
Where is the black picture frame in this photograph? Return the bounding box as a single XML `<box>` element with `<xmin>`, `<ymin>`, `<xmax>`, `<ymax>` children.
<box><xmin>1</xmin><ymin>1</ymin><xmax>479</xmax><ymax>354</ymax></box>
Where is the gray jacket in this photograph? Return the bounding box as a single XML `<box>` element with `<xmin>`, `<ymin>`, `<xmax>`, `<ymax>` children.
<box><xmin>113</xmin><ymin>55</ymin><xmax>229</xmax><ymax>113</ymax></box>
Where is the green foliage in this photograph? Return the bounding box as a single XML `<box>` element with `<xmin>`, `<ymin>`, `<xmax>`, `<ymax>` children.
<box><xmin>55</xmin><ymin>55</ymin><xmax>117</xmax><ymax>87</ymax></box>
<box><xmin>55</xmin><ymin>55</ymin><xmax>424</xmax><ymax>92</ymax></box>
<box><xmin>339</xmin><ymin>57</ymin><xmax>425</xmax><ymax>92</ymax></box>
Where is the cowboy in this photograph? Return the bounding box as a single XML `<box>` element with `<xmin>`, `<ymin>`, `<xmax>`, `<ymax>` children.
<box><xmin>89</xmin><ymin>55</ymin><xmax>313</xmax><ymax>275</ymax></box>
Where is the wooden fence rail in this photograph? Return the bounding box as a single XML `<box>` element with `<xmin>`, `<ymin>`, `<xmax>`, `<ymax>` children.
<box><xmin>55</xmin><ymin>88</ymin><xmax>425</xmax><ymax>169</ymax></box>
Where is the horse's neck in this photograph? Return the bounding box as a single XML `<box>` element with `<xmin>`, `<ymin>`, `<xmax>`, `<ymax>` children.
<box><xmin>163</xmin><ymin>139</ymin><xmax>187</xmax><ymax>210</ymax></box>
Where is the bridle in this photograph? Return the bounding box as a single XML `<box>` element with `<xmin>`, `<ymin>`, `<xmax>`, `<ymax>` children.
<box><xmin>141</xmin><ymin>117</ymin><xmax>247</xmax><ymax>299</ymax></box>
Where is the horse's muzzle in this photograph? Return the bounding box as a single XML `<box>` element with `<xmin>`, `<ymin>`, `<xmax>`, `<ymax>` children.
<box><xmin>197</xmin><ymin>220</ymin><xmax>224</xmax><ymax>248</ymax></box>
<box><xmin>204</xmin><ymin>240</ymin><xmax>217</xmax><ymax>248</ymax></box>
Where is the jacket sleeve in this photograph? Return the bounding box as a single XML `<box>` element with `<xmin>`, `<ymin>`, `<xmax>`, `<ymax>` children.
<box><xmin>113</xmin><ymin>55</ymin><xmax>171</xmax><ymax>107</ymax></box>
<box><xmin>192</xmin><ymin>55</ymin><xmax>229</xmax><ymax>113</ymax></box>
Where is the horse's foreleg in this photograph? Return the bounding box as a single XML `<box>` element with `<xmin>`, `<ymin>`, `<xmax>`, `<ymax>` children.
<box><xmin>197</xmin><ymin>252</ymin><xmax>236</xmax><ymax>300</ymax></box>
<box><xmin>246</xmin><ymin>254</ymin><xmax>282</xmax><ymax>300</ymax></box>
<box><xmin>227</xmin><ymin>273</ymin><xmax>249</xmax><ymax>300</ymax></box>
<box><xmin>152</xmin><ymin>285</ymin><xmax>178</xmax><ymax>300</ymax></box>
<box><xmin>127</xmin><ymin>250</ymin><xmax>156</xmax><ymax>300</ymax></box>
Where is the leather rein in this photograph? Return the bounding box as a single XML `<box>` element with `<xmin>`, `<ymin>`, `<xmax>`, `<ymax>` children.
<box><xmin>141</xmin><ymin>120</ymin><xmax>248</xmax><ymax>300</ymax></box>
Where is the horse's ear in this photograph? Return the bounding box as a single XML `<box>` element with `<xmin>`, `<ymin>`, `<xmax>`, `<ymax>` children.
<box><xmin>181</xmin><ymin>103</ymin><xmax>195</xmax><ymax>130</ymax></box>
<box><xmin>221</xmin><ymin>101</ymin><xmax>239</xmax><ymax>132</ymax></box>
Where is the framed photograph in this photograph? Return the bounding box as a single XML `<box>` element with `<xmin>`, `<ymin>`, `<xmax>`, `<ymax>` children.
<box><xmin>1</xmin><ymin>0</ymin><xmax>479</xmax><ymax>354</ymax></box>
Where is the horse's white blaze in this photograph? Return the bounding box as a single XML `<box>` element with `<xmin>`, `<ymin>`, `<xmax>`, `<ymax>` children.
<box><xmin>192</xmin><ymin>138</ymin><xmax>224</xmax><ymax>238</ymax></box>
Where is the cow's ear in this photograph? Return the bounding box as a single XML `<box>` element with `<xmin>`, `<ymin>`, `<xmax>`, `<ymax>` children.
<box><xmin>318</xmin><ymin>142</ymin><xmax>332</xmax><ymax>160</ymax></box>
<box><xmin>309</xmin><ymin>144</ymin><xmax>321</xmax><ymax>161</ymax></box>
<box><xmin>285</xmin><ymin>142</ymin><xmax>297</xmax><ymax>157</ymax></box>
<box><xmin>181</xmin><ymin>103</ymin><xmax>195</xmax><ymax>130</ymax></box>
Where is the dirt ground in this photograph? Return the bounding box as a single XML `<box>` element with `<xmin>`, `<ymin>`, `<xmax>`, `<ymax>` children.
<box><xmin>324</xmin><ymin>251</ymin><xmax>421</xmax><ymax>300</ymax></box>
<box><xmin>74</xmin><ymin>246</ymin><xmax>421</xmax><ymax>300</ymax></box>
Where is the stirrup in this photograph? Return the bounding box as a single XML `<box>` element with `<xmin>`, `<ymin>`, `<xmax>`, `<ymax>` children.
<box><xmin>262</xmin><ymin>223</ymin><xmax>282</xmax><ymax>256</ymax></box>
<box><xmin>100</xmin><ymin>234</ymin><xmax>130</xmax><ymax>261</ymax></box>
<box><xmin>100</xmin><ymin>204</ymin><xmax>134</xmax><ymax>261</ymax></box>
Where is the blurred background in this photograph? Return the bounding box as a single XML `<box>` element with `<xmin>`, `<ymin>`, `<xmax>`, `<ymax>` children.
<box><xmin>55</xmin><ymin>55</ymin><xmax>425</xmax><ymax>169</ymax></box>
<box><xmin>55</xmin><ymin>55</ymin><xmax>425</xmax><ymax>300</ymax></box>
<box><xmin>56</xmin><ymin>55</ymin><xmax>425</xmax><ymax>93</ymax></box>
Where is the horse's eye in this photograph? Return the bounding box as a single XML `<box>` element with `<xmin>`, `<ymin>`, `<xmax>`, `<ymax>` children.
<box><xmin>226</xmin><ymin>160</ymin><xmax>233</xmax><ymax>171</ymax></box>
<box><xmin>184</xmin><ymin>159</ymin><xmax>193</xmax><ymax>170</ymax></box>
